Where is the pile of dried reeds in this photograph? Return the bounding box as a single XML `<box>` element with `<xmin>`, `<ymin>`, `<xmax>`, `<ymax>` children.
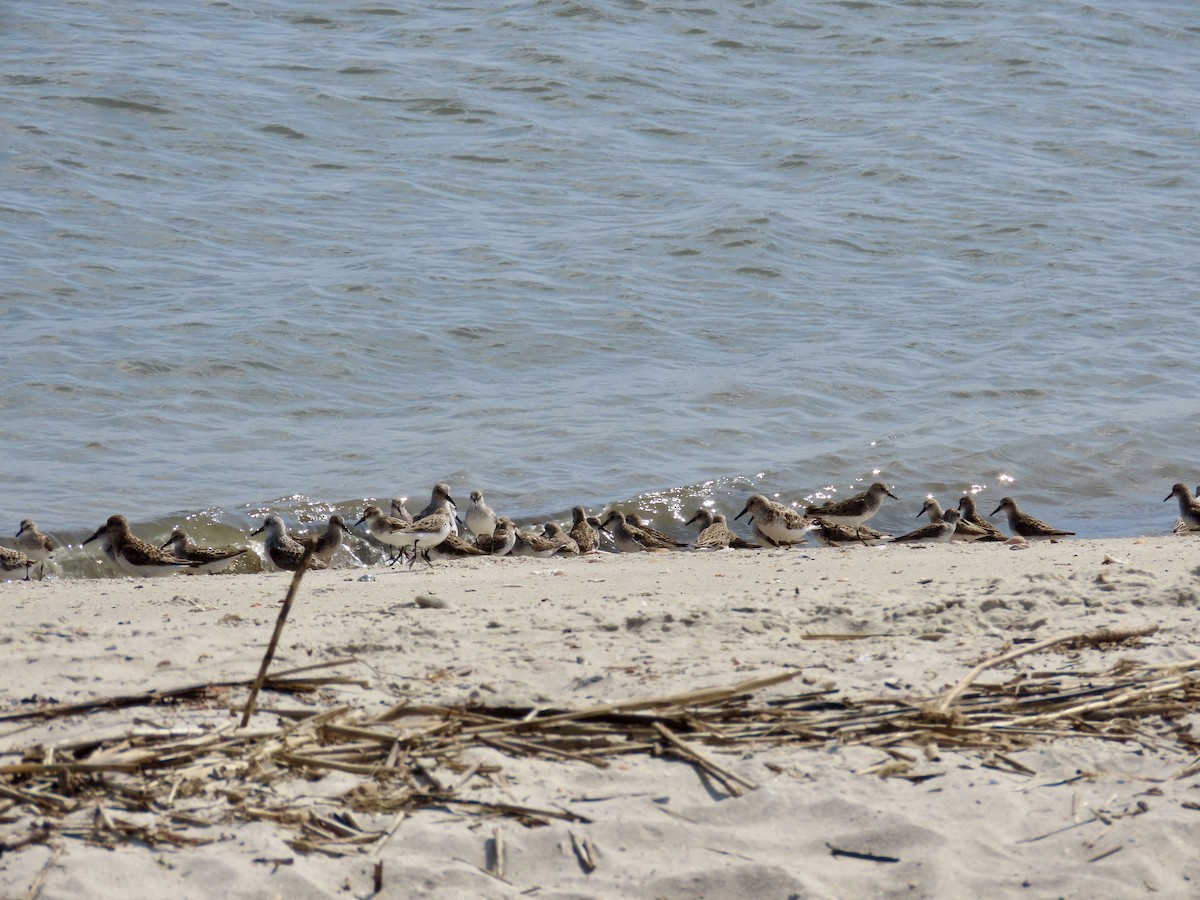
<box><xmin>3</xmin><ymin>622</ymin><xmax>1198</xmax><ymax>856</ymax></box>
<box><xmin>2</xmin><ymin>558</ymin><xmax>1193</xmax><ymax>858</ymax></box>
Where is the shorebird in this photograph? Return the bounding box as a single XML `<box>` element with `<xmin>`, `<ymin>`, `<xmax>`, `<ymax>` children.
<box><xmin>15</xmin><ymin>519</ymin><xmax>56</xmax><ymax>578</ymax></box>
<box><xmin>297</xmin><ymin>514</ymin><xmax>350</xmax><ymax>565</ymax></box>
<box><xmin>1165</xmin><ymin>483</ymin><xmax>1200</xmax><ymax>532</ymax></box>
<box><xmin>488</xmin><ymin>516</ymin><xmax>517</xmax><ymax>556</ymax></box>
<box><xmin>161</xmin><ymin>528</ymin><xmax>250</xmax><ymax>574</ymax></box>
<box><xmin>389</xmin><ymin>511</ymin><xmax>454</xmax><ymax>567</ymax></box>
<box><xmin>568</xmin><ymin>506</ymin><xmax>600</xmax><ymax>554</ymax></box>
<box><xmin>734</xmin><ymin>495</ymin><xmax>814</xmax><ymax>546</ymax></box>
<box><xmin>84</xmin><ymin>515</ymin><xmax>199</xmax><ymax>577</ymax></box>
<box><xmin>624</xmin><ymin>513</ymin><xmax>687</xmax><ymax>548</ymax></box>
<box><xmin>542</xmin><ymin>522</ymin><xmax>581</xmax><ymax>554</ymax></box>
<box><xmin>990</xmin><ymin>497</ymin><xmax>1075</xmax><ymax>541</ymax></box>
<box><xmin>811</xmin><ymin>519</ymin><xmax>890</xmax><ymax>547</ymax></box>
<box><xmin>805</xmin><ymin>482</ymin><xmax>897</xmax><ymax>539</ymax></box>
<box><xmin>957</xmin><ymin>495</ymin><xmax>1007</xmax><ymax>541</ymax></box>
<box><xmin>389</xmin><ymin>498</ymin><xmax>414</xmax><ymax>524</ymax></box>
<box><xmin>601</xmin><ymin>510</ymin><xmax>678</xmax><ymax>552</ymax></box>
<box><xmin>512</xmin><ymin>526</ymin><xmax>562</xmax><ymax>557</ymax></box>
<box><xmin>891</xmin><ymin>508</ymin><xmax>960</xmax><ymax>545</ymax></box>
<box><xmin>465</xmin><ymin>490</ymin><xmax>498</xmax><ymax>540</ymax></box>
<box><xmin>356</xmin><ymin>505</ymin><xmax>416</xmax><ymax>563</ymax></box>
<box><xmin>685</xmin><ymin>509</ymin><xmax>755</xmax><ymax>550</ymax></box>
<box><xmin>415</xmin><ymin>483</ymin><xmax>459</xmax><ymax>535</ymax></box>
<box><xmin>426</xmin><ymin>531</ymin><xmax>487</xmax><ymax>561</ymax></box>
<box><xmin>249</xmin><ymin>515</ymin><xmax>328</xmax><ymax>572</ymax></box>
<box><xmin>919</xmin><ymin>498</ymin><xmax>1004</xmax><ymax>543</ymax></box>
<box><xmin>0</xmin><ymin>545</ymin><xmax>35</xmax><ymax>581</ymax></box>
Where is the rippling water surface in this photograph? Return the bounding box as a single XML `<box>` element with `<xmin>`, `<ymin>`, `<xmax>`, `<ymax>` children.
<box><xmin>3</xmin><ymin>1</ymin><xmax>1199</xmax><ymax>573</ymax></box>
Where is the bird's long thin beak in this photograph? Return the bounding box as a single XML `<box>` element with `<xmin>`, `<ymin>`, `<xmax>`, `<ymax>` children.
<box><xmin>82</xmin><ymin>526</ymin><xmax>105</xmax><ymax>545</ymax></box>
<box><xmin>734</xmin><ymin>505</ymin><xmax>750</xmax><ymax>521</ymax></box>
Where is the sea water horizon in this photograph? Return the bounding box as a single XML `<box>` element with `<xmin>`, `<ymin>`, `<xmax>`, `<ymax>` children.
<box><xmin>3</xmin><ymin>1</ymin><xmax>1198</xmax><ymax>573</ymax></box>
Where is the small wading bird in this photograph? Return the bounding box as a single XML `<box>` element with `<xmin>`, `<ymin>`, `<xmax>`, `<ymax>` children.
<box><xmin>85</xmin><ymin>515</ymin><xmax>202</xmax><ymax>577</ymax></box>
<box><xmin>15</xmin><ymin>519</ymin><xmax>56</xmax><ymax>579</ymax></box>
<box><xmin>250</xmin><ymin>515</ymin><xmax>328</xmax><ymax>572</ymax></box>
<box><xmin>161</xmin><ymin>528</ymin><xmax>249</xmax><ymax>574</ymax></box>
<box><xmin>990</xmin><ymin>497</ymin><xmax>1074</xmax><ymax>541</ymax></box>
<box><xmin>805</xmin><ymin>482</ymin><xmax>897</xmax><ymax>541</ymax></box>
<box><xmin>1165</xmin><ymin>483</ymin><xmax>1200</xmax><ymax>533</ymax></box>
<box><xmin>685</xmin><ymin>508</ymin><xmax>756</xmax><ymax>550</ymax></box>
<box><xmin>734</xmin><ymin>495</ymin><xmax>813</xmax><ymax>547</ymax></box>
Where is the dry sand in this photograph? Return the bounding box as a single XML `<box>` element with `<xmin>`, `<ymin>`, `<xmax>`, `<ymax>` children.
<box><xmin>3</xmin><ymin>537</ymin><xmax>1200</xmax><ymax>898</ymax></box>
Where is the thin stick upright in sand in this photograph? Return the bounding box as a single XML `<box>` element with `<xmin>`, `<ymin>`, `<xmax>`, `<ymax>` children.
<box><xmin>240</xmin><ymin>544</ymin><xmax>315</xmax><ymax>728</ymax></box>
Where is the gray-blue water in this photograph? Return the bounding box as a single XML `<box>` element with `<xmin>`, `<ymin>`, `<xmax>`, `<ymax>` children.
<box><xmin>3</xmin><ymin>1</ymin><xmax>1199</xmax><ymax>573</ymax></box>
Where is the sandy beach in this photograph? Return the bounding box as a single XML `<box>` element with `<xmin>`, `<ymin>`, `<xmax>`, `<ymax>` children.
<box><xmin>3</xmin><ymin>537</ymin><xmax>1200</xmax><ymax>898</ymax></box>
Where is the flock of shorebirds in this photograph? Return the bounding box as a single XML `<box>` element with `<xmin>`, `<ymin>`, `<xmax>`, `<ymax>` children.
<box><xmin>3</xmin><ymin>480</ymin><xmax>1200</xmax><ymax>582</ymax></box>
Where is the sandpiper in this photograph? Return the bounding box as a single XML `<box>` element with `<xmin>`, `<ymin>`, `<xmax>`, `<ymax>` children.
<box><xmin>891</xmin><ymin>508</ymin><xmax>960</xmax><ymax>545</ymax></box>
<box><xmin>84</xmin><ymin>515</ymin><xmax>199</xmax><ymax>577</ymax></box>
<box><xmin>250</xmin><ymin>515</ymin><xmax>328</xmax><ymax>572</ymax></box>
<box><xmin>0</xmin><ymin>545</ymin><xmax>34</xmax><ymax>580</ymax></box>
<box><xmin>542</xmin><ymin>522</ymin><xmax>581</xmax><ymax>554</ymax></box>
<box><xmin>356</xmin><ymin>504</ymin><xmax>412</xmax><ymax>561</ymax></box>
<box><xmin>957</xmin><ymin>495</ymin><xmax>1007</xmax><ymax>541</ymax></box>
<box><xmin>427</xmin><ymin>531</ymin><xmax>487</xmax><ymax>561</ymax></box>
<box><xmin>297</xmin><ymin>514</ymin><xmax>350</xmax><ymax>565</ymax></box>
<box><xmin>465</xmin><ymin>490</ymin><xmax>498</xmax><ymax>540</ymax></box>
<box><xmin>161</xmin><ymin>528</ymin><xmax>249</xmax><ymax>574</ymax></box>
<box><xmin>919</xmin><ymin>498</ymin><xmax>1004</xmax><ymax>543</ymax></box>
<box><xmin>390</xmin><ymin>511</ymin><xmax>453</xmax><ymax>567</ymax></box>
<box><xmin>601</xmin><ymin>510</ymin><xmax>677</xmax><ymax>552</ymax></box>
<box><xmin>805</xmin><ymin>482</ymin><xmax>897</xmax><ymax>539</ymax></box>
<box><xmin>511</xmin><ymin>526</ymin><xmax>562</xmax><ymax>557</ymax></box>
<box><xmin>624</xmin><ymin>513</ymin><xmax>687</xmax><ymax>548</ymax></box>
<box><xmin>1165</xmin><ymin>483</ymin><xmax>1200</xmax><ymax>532</ymax></box>
<box><xmin>685</xmin><ymin>509</ymin><xmax>755</xmax><ymax>550</ymax></box>
<box><xmin>811</xmin><ymin>519</ymin><xmax>890</xmax><ymax>547</ymax></box>
<box><xmin>15</xmin><ymin>519</ymin><xmax>56</xmax><ymax>578</ymax></box>
<box><xmin>734</xmin><ymin>495</ymin><xmax>814</xmax><ymax>546</ymax></box>
<box><xmin>489</xmin><ymin>516</ymin><xmax>517</xmax><ymax>556</ymax></box>
<box><xmin>990</xmin><ymin>497</ymin><xmax>1075</xmax><ymax>541</ymax></box>
<box><xmin>389</xmin><ymin>498</ymin><xmax>414</xmax><ymax>524</ymax></box>
<box><xmin>415</xmin><ymin>483</ymin><xmax>459</xmax><ymax>535</ymax></box>
<box><xmin>568</xmin><ymin>506</ymin><xmax>600</xmax><ymax>554</ymax></box>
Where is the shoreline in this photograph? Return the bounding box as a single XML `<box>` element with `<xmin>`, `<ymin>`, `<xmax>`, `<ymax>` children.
<box><xmin>3</xmin><ymin>537</ymin><xmax>1200</xmax><ymax>897</ymax></box>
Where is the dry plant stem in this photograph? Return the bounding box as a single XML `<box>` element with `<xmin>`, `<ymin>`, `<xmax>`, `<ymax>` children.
<box><xmin>934</xmin><ymin>625</ymin><xmax>1158</xmax><ymax>715</ymax></box>
<box><xmin>241</xmin><ymin>546</ymin><xmax>315</xmax><ymax>728</ymax></box>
